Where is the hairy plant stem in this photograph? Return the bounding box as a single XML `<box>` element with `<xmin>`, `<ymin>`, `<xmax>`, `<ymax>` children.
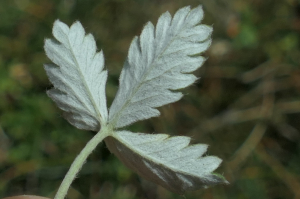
<box><xmin>54</xmin><ymin>126</ymin><xmax>111</xmax><ymax>199</ymax></box>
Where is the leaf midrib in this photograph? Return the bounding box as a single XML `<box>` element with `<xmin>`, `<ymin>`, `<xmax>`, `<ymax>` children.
<box><xmin>66</xmin><ymin>30</ymin><xmax>106</xmax><ymax>127</ymax></box>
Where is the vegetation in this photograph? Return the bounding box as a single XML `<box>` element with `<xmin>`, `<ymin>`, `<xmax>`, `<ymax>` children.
<box><xmin>0</xmin><ymin>0</ymin><xmax>300</xmax><ymax>198</ymax></box>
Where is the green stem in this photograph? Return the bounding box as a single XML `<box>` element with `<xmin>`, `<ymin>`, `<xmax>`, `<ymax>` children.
<box><xmin>54</xmin><ymin>127</ymin><xmax>111</xmax><ymax>199</ymax></box>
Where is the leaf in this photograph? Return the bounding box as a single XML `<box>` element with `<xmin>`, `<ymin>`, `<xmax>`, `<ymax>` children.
<box><xmin>109</xmin><ymin>5</ymin><xmax>212</xmax><ymax>128</ymax></box>
<box><xmin>44</xmin><ymin>20</ymin><xmax>108</xmax><ymax>131</ymax></box>
<box><xmin>43</xmin><ymin>5</ymin><xmax>228</xmax><ymax>195</ymax></box>
<box><xmin>105</xmin><ymin>131</ymin><xmax>228</xmax><ymax>194</ymax></box>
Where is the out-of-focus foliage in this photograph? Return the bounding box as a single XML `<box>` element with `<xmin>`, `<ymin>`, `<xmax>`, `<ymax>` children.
<box><xmin>0</xmin><ymin>0</ymin><xmax>300</xmax><ymax>198</ymax></box>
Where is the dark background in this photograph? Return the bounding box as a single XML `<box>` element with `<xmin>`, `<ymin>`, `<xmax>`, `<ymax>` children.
<box><xmin>1</xmin><ymin>0</ymin><xmax>300</xmax><ymax>198</ymax></box>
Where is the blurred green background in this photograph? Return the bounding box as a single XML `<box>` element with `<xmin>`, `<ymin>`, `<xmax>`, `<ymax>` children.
<box><xmin>1</xmin><ymin>0</ymin><xmax>300</xmax><ymax>198</ymax></box>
